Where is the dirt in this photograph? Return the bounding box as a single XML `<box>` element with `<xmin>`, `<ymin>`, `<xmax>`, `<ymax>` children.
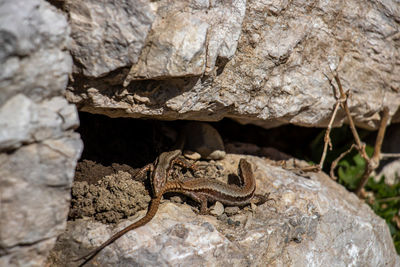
<box><xmin>69</xmin><ymin>160</ymin><xmax>150</xmax><ymax>224</ymax></box>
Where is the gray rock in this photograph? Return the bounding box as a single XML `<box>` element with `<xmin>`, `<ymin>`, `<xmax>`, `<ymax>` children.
<box><xmin>0</xmin><ymin>0</ymin><xmax>71</xmax><ymax>106</ymax></box>
<box><xmin>377</xmin><ymin>159</ymin><xmax>400</xmax><ymax>185</ymax></box>
<box><xmin>209</xmin><ymin>201</ymin><xmax>225</xmax><ymax>216</ymax></box>
<box><xmin>0</xmin><ymin>94</ymin><xmax>79</xmax><ymax>150</ymax></box>
<box><xmin>0</xmin><ymin>0</ymin><xmax>83</xmax><ymax>266</ymax></box>
<box><xmin>0</xmin><ymin>136</ymin><xmax>83</xmax><ymax>267</ymax></box>
<box><xmin>52</xmin><ymin>155</ymin><xmax>399</xmax><ymax>267</ymax></box>
<box><xmin>123</xmin><ymin>0</ymin><xmax>246</xmax><ymax>83</ymax></box>
<box><xmin>66</xmin><ymin>0</ymin><xmax>400</xmax><ymax>130</ymax></box>
<box><xmin>62</xmin><ymin>0</ymin><xmax>246</xmax><ymax>82</ymax></box>
<box><xmin>182</xmin><ymin>122</ymin><xmax>226</xmax><ymax>160</ymax></box>
<box><xmin>65</xmin><ymin>0</ymin><xmax>155</xmax><ymax>77</ymax></box>
<box><xmin>376</xmin><ymin>124</ymin><xmax>400</xmax><ymax>185</ymax></box>
<box><xmin>123</xmin><ymin>11</ymin><xmax>209</xmax><ymax>83</ymax></box>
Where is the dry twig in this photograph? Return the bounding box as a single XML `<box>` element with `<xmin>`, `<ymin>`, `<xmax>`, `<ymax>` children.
<box><xmin>330</xmin><ymin>72</ymin><xmax>391</xmax><ymax>197</ymax></box>
<box><xmin>301</xmin><ymin>75</ymin><xmax>346</xmax><ymax>173</ymax></box>
<box><xmin>296</xmin><ymin>70</ymin><xmax>397</xmax><ymax>198</ymax></box>
<box><xmin>355</xmin><ymin>107</ymin><xmax>390</xmax><ymax>195</ymax></box>
<box><xmin>330</xmin><ymin>144</ymin><xmax>356</xmax><ymax>180</ymax></box>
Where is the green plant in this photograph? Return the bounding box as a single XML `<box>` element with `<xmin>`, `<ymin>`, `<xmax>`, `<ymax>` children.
<box><xmin>366</xmin><ymin>175</ymin><xmax>400</xmax><ymax>254</ymax></box>
<box><xmin>336</xmin><ymin>145</ymin><xmax>374</xmax><ymax>190</ymax></box>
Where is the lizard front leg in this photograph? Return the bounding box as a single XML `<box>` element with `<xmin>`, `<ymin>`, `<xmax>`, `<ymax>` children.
<box><xmin>134</xmin><ymin>163</ymin><xmax>154</xmax><ymax>182</ymax></box>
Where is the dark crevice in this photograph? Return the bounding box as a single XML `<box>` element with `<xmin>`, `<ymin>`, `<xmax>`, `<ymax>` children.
<box><xmin>76</xmin><ymin>112</ymin><xmax>322</xmax><ymax>169</ymax></box>
<box><xmin>75</xmin><ymin>111</ymin><xmax>399</xmax><ymax>179</ymax></box>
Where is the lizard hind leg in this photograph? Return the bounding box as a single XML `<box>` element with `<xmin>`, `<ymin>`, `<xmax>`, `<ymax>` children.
<box><xmin>178</xmin><ymin>191</ymin><xmax>209</xmax><ymax>214</ymax></box>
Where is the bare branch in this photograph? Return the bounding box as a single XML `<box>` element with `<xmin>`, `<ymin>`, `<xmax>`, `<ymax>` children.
<box><xmin>317</xmin><ymin>101</ymin><xmax>341</xmax><ymax>170</ymax></box>
<box><xmin>372</xmin><ymin>107</ymin><xmax>390</xmax><ymax>163</ymax></box>
<box><xmin>302</xmin><ymin>73</ymin><xmax>343</xmax><ymax>173</ymax></box>
<box><xmin>330</xmin><ymin>144</ymin><xmax>356</xmax><ymax>180</ymax></box>
<box><xmin>355</xmin><ymin>108</ymin><xmax>390</xmax><ymax>196</ymax></box>
<box><xmin>333</xmin><ymin>74</ymin><xmax>366</xmax><ymax>159</ymax></box>
<box><xmin>302</xmin><ymin>72</ymin><xmax>393</xmax><ymax>198</ymax></box>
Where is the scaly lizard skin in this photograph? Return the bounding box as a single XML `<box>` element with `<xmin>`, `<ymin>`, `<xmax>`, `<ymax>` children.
<box><xmin>140</xmin><ymin>149</ymin><xmax>182</xmax><ymax>197</ymax></box>
<box><xmin>76</xmin><ymin>158</ymin><xmax>255</xmax><ymax>266</ymax></box>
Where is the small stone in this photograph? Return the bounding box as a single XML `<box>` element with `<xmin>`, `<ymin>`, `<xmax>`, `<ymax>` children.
<box><xmin>169</xmin><ymin>196</ymin><xmax>184</xmax><ymax>203</ymax></box>
<box><xmin>227</xmin><ymin>218</ymin><xmax>241</xmax><ymax>226</ymax></box>
<box><xmin>201</xmin><ymin>222</ymin><xmax>215</xmax><ymax>232</ymax></box>
<box><xmin>210</xmin><ymin>201</ymin><xmax>224</xmax><ymax>216</ymax></box>
<box><xmin>224</xmin><ymin>206</ymin><xmax>240</xmax><ymax>216</ymax></box>
<box><xmin>217</xmin><ymin>213</ymin><xmax>228</xmax><ymax>222</ymax></box>
<box><xmin>183</xmin><ymin>150</ymin><xmax>202</xmax><ymax>160</ymax></box>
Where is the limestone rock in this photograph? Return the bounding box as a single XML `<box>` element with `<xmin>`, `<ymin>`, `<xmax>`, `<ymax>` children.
<box><xmin>123</xmin><ymin>0</ymin><xmax>246</xmax><ymax>83</ymax></box>
<box><xmin>0</xmin><ymin>0</ymin><xmax>71</xmax><ymax>106</ymax></box>
<box><xmin>0</xmin><ymin>0</ymin><xmax>83</xmax><ymax>266</ymax></box>
<box><xmin>0</xmin><ymin>94</ymin><xmax>79</xmax><ymax>150</ymax></box>
<box><xmin>377</xmin><ymin>159</ymin><xmax>400</xmax><ymax>185</ymax></box>
<box><xmin>376</xmin><ymin>124</ymin><xmax>400</xmax><ymax>185</ymax></box>
<box><xmin>64</xmin><ymin>0</ymin><xmax>156</xmax><ymax>77</ymax></box>
<box><xmin>64</xmin><ymin>0</ymin><xmax>245</xmax><ymax>81</ymax></box>
<box><xmin>0</xmin><ymin>137</ymin><xmax>82</xmax><ymax>266</ymax></box>
<box><xmin>182</xmin><ymin>122</ymin><xmax>226</xmax><ymax>160</ymax></box>
<box><xmin>65</xmin><ymin>0</ymin><xmax>400</xmax><ymax>130</ymax></box>
<box><xmin>51</xmin><ymin>155</ymin><xmax>399</xmax><ymax>266</ymax></box>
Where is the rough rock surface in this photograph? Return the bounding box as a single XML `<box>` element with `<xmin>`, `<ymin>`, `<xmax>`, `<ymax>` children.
<box><xmin>50</xmin><ymin>154</ymin><xmax>399</xmax><ymax>266</ymax></box>
<box><xmin>0</xmin><ymin>0</ymin><xmax>83</xmax><ymax>266</ymax></box>
<box><xmin>0</xmin><ymin>0</ymin><xmax>72</xmax><ymax>106</ymax></box>
<box><xmin>64</xmin><ymin>0</ymin><xmax>156</xmax><ymax>77</ymax></box>
<box><xmin>63</xmin><ymin>0</ymin><xmax>245</xmax><ymax>80</ymax></box>
<box><xmin>123</xmin><ymin>0</ymin><xmax>246</xmax><ymax>83</ymax></box>
<box><xmin>65</xmin><ymin>0</ymin><xmax>400</xmax><ymax>129</ymax></box>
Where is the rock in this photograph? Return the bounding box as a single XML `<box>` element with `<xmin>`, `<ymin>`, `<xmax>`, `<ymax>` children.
<box><xmin>64</xmin><ymin>0</ymin><xmax>156</xmax><ymax>77</ymax></box>
<box><xmin>183</xmin><ymin>150</ymin><xmax>202</xmax><ymax>161</ymax></box>
<box><xmin>376</xmin><ymin>124</ymin><xmax>400</xmax><ymax>185</ymax></box>
<box><xmin>224</xmin><ymin>206</ymin><xmax>240</xmax><ymax>216</ymax></box>
<box><xmin>210</xmin><ymin>201</ymin><xmax>225</xmax><ymax>216</ymax></box>
<box><xmin>0</xmin><ymin>0</ymin><xmax>71</xmax><ymax>106</ymax></box>
<box><xmin>123</xmin><ymin>11</ymin><xmax>209</xmax><ymax>84</ymax></box>
<box><xmin>376</xmin><ymin>159</ymin><xmax>400</xmax><ymax>185</ymax></box>
<box><xmin>51</xmin><ymin>154</ymin><xmax>399</xmax><ymax>266</ymax></box>
<box><xmin>182</xmin><ymin>122</ymin><xmax>226</xmax><ymax>160</ymax></box>
<box><xmin>0</xmin><ymin>137</ymin><xmax>82</xmax><ymax>267</ymax></box>
<box><xmin>0</xmin><ymin>94</ymin><xmax>79</xmax><ymax>150</ymax></box>
<box><xmin>63</xmin><ymin>0</ymin><xmax>245</xmax><ymax>81</ymax></box>
<box><xmin>65</xmin><ymin>0</ymin><xmax>400</xmax><ymax>129</ymax></box>
<box><xmin>0</xmin><ymin>0</ymin><xmax>83</xmax><ymax>266</ymax></box>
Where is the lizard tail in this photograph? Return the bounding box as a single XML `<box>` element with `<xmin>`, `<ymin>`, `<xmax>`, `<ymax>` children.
<box><xmin>74</xmin><ymin>195</ymin><xmax>162</xmax><ymax>266</ymax></box>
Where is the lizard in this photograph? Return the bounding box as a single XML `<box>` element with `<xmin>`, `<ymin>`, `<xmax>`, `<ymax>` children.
<box><xmin>75</xmin><ymin>157</ymin><xmax>256</xmax><ymax>266</ymax></box>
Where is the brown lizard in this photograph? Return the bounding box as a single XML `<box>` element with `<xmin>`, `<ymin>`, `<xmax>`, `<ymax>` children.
<box><xmin>75</xmin><ymin>157</ymin><xmax>256</xmax><ymax>266</ymax></box>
